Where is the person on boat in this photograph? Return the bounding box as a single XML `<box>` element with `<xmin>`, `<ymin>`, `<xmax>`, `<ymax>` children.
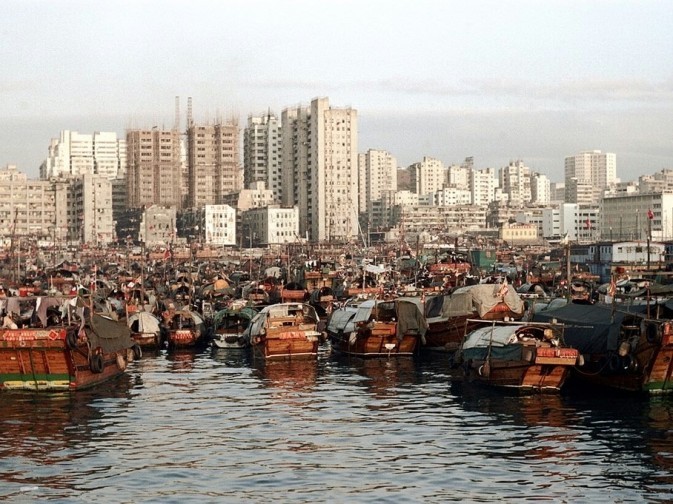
<box><xmin>2</xmin><ymin>311</ymin><xmax>18</xmax><ymax>329</ymax></box>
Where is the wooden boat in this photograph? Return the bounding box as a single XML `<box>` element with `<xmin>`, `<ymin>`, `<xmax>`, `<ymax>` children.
<box><xmin>0</xmin><ymin>296</ymin><xmax>137</xmax><ymax>391</ymax></box>
<box><xmin>162</xmin><ymin>306</ymin><xmax>208</xmax><ymax>350</ymax></box>
<box><xmin>244</xmin><ymin>303</ymin><xmax>321</xmax><ymax>360</ymax></box>
<box><xmin>211</xmin><ymin>304</ymin><xmax>257</xmax><ymax>349</ymax></box>
<box><xmin>453</xmin><ymin>321</ymin><xmax>580</xmax><ymax>393</ymax></box>
<box><xmin>423</xmin><ymin>283</ymin><xmax>525</xmax><ymax>352</ymax></box>
<box><xmin>127</xmin><ymin>310</ymin><xmax>162</xmax><ymax>350</ymax></box>
<box><xmin>533</xmin><ymin>303</ymin><xmax>673</xmax><ymax>393</ymax></box>
<box><xmin>280</xmin><ymin>282</ymin><xmax>309</xmax><ymax>302</ymax></box>
<box><xmin>326</xmin><ymin>297</ymin><xmax>426</xmax><ymax>358</ymax></box>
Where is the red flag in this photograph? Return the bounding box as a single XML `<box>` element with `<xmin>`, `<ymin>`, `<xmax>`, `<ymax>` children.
<box><xmin>163</xmin><ymin>249</ymin><xmax>171</xmax><ymax>260</ymax></box>
<box><xmin>585</xmin><ymin>218</ymin><xmax>591</xmax><ymax>230</ymax></box>
<box><xmin>647</xmin><ymin>209</ymin><xmax>654</xmax><ymax>220</ymax></box>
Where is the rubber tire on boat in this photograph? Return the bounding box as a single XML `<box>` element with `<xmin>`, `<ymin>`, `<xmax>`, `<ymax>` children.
<box><xmin>66</xmin><ymin>331</ymin><xmax>78</xmax><ymax>350</ymax></box>
<box><xmin>608</xmin><ymin>353</ymin><xmax>623</xmax><ymax>373</ymax></box>
<box><xmin>90</xmin><ymin>352</ymin><xmax>104</xmax><ymax>374</ymax></box>
<box><xmin>132</xmin><ymin>344</ymin><xmax>142</xmax><ymax>360</ymax></box>
<box><xmin>116</xmin><ymin>353</ymin><xmax>127</xmax><ymax>371</ymax></box>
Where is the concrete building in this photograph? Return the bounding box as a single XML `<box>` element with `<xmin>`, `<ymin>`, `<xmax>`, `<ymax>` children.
<box><xmin>500</xmin><ymin>222</ymin><xmax>538</xmax><ymax>244</ymax></box>
<box><xmin>447</xmin><ymin>163</ymin><xmax>470</xmax><ymax>189</ymax></box>
<box><xmin>281</xmin><ymin>97</ymin><xmax>358</xmax><ymax>242</ymax></box>
<box><xmin>41</xmin><ymin>130</ymin><xmax>126</xmax><ymax>180</ymax></box>
<box><xmin>243</xmin><ymin>205</ymin><xmax>299</xmax><ymax>246</ymax></box>
<box><xmin>204</xmin><ymin>204</ymin><xmax>237</xmax><ymax>246</ymax></box>
<box><xmin>126</xmin><ymin>128</ymin><xmax>183</xmax><ymax>209</ymax></box>
<box><xmin>394</xmin><ymin>204</ymin><xmax>487</xmax><ymax>234</ymax></box>
<box><xmin>565</xmin><ymin>177</ymin><xmax>595</xmax><ymax>205</ymax></box>
<box><xmin>0</xmin><ymin>165</ymin><xmax>60</xmax><ymax>246</ymax></box>
<box><xmin>69</xmin><ymin>174</ymin><xmax>114</xmax><ymax>245</ymax></box>
<box><xmin>530</xmin><ymin>172</ymin><xmax>551</xmax><ymax>205</ymax></box>
<box><xmin>601</xmin><ymin>191</ymin><xmax>673</xmax><ymax>242</ymax></box>
<box><xmin>409</xmin><ymin>157</ymin><xmax>445</xmax><ymax>197</ymax></box>
<box><xmin>139</xmin><ymin>205</ymin><xmax>177</xmax><ymax>246</ymax></box>
<box><xmin>243</xmin><ymin>113</ymin><xmax>282</xmax><ymax>197</ymax></box>
<box><xmin>359</xmin><ymin>149</ymin><xmax>397</xmax><ymax>225</ymax></box>
<box><xmin>499</xmin><ymin>160</ymin><xmax>531</xmax><ymax>207</ymax></box>
<box><xmin>187</xmin><ymin>120</ymin><xmax>242</xmax><ymax>208</ymax></box>
<box><xmin>542</xmin><ymin>207</ymin><xmax>562</xmax><ymax>239</ymax></box>
<box><xmin>470</xmin><ymin>167</ymin><xmax>497</xmax><ymax>206</ymax></box>
<box><xmin>564</xmin><ymin>150</ymin><xmax>617</xmax><ymax>204</ymax></box>
<box><xmin>434</xmin><ymin>186</ymin><xmax>471</xmax><ymax>206</ymax></box>
<box><xmin>559</xmin><ymin>203</ymin><xmax>600</xmax><ymax>243</ymax></box>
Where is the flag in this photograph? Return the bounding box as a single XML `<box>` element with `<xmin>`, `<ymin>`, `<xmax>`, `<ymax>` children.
<box><xmin>585</xmin><ymin>218</ymin><xmax>591</xmax><ymax>230</ymax></box>
<box><xmin>608</xmin><ymin>277</ymin><xmax>616</xmax><ymax>297</ymax></box>
<box><xmin>647</xmin><ymin>209</ymin><xmax>654</xmax><ymax>220</ymax></box>
<box><xmin>163</xmin><ymin>249</ymin><xmax>171</xmax><ymax>260</ymax></box>
<box><xmin>497</xmin><ymin>277</ymin><xmax>509</xmax><ymax>297</ymax></box>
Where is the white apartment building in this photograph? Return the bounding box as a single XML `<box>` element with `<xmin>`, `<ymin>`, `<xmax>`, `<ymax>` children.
<box><xmin>470</xmin><ymin>168</ymin><xmax>497</xmax><ymax>206</ymax></box>
<box><xmin>434</xmin><ymin>185</ymin><xmax>471</xmax><ymax>206</ymax></box>
<box><xmin>447</xmin><ymin>164</ymin><xmax>470</xmax><ymax>188</ymax></box>
<box><xmin>560</xmin><ymin>203</ymin><xmax>600</xmax><ymax>243</ymax></box>
<box><xmin>204</xmin><ymin>204</ymin><xmax>236</xmax><ymax>246</ymax></box>
<box><xmin>243</xmin><ymin>113</ymin><xmax>282</xmax><ymax>196</ymax></box>
<box><xmin>564</xmin><ymin>150</ymin><xmax>617</xmax><ymax>204</ymax></box>
<box><xmin>499</xmin><ymin>160</ymin><xmax>531</xmax><ymax>207</ymax></box>
<box><xmin>530</xmin><ymin>172</ymin><xmax>551</xmax><ymax>205</ymax></box>
<box><xmin>541</xmin><ymin>207</ymin><xmax>562</xmax><ymax>239</ymax></box>
<box><xmin>281</xmin><ymin>97</ymin><xmax>358</xmax><ymax>242</ymax></box>
<box><xmin>358</xmin><ymin>149</ymin><xmax>397</xmax><ymax>224</ymax></box>
<box><xmin>409</xmin><ymin>157</ymin><xmax>445</xmax><ymax>197</ymax></box>
<box><xmin>42</xmin><ymin>130</ymin><xmax>126</xmax><ymax>180</ymax></box>
<box><xmin>243</xmin><ymin>205</ymin><xmax>299</xmax><ymax>246</ymax></box>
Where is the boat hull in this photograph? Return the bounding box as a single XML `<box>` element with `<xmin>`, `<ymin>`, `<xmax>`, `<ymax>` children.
<box><xmin>0</xmin><ymin>328</ymin><xmax>130</xmax><ymax>391</ymax></box>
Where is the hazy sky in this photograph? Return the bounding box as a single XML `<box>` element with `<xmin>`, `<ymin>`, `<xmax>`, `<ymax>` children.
<box><xmin>2</xmin><ymin>0</ymin><xmax>672</xmax><ymax>182</ymax></box>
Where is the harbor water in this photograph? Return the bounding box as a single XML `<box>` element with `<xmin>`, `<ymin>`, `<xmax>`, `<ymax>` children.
<box><xmin>2</xmin><ymin>347</ymin><xmax>673</xmax><ymax>502</ymax></box>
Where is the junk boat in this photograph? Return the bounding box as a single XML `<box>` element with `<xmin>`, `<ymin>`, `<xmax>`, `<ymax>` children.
<box><xmin>453</xmin><ymin>321</ymin><xmax>580</xmax><ymax>393</ymax></box>
<box><xmin>0</xmin><ymin>296</ymin><xmax>137</xmax><ymax>391</ymax></box>
<box><xmin>244</xmin><ymin>302</ymin><xmax>321</xmax><ymax>360</ymax></box>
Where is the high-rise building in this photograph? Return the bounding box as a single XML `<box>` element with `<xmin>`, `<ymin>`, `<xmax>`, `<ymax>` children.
<box><xmin>41</xmin><ymin>130</ymin><xmax>126</xmax><ymax>180</ymax></box>
<box><xmin>126</xmin><ymin>128</ymin><xmax>182</xmax><ymax>209</ymax></box>
<box><xmin>243</xmin><ymin>113</ymin><xmax>282</xmax><ymax>197</ymax></box>
<box><xmin>187</xmin><ymin>121</ymin><xmax>242</xmax><ymax>208</ymax></box>
<box><xmin>564</xmin><ymin>150</ymin><xmax>617</xmax><ymax>203</ymax></box>
<box><xmin>409</xmin><ymin>157</ymin><xmax>445</xmax><ymax>197</ymax></box>
<box><xmin>280</xmin><ymin>97</ymin><xmax>358</xmax><ymax>241</ymax></box>
<box><xmin>470</xmin><ymin>167</ymin><xmax>497</xmax><ymax>206</ymax></box>
<box><xmin>499</xmin><ymin>160</ymin><xmax>531</xmax><ymax>207</ymax></box>
<box><xmin>69</xmin><ymin>174</ymin><xmax>114</xmax><ymax>245</ymax></box>
<box><xmin>530</xmin><ymin>172</ymin><xmax>551</xmax><ymax>205</ymax></box>
<box><xmin>358</xmin><ymin>149</ymin><xmax>397</xmax><ymax>225</ymax></box>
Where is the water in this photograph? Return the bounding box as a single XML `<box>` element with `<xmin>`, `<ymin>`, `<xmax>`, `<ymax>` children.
<box><xmin>2</xmin><ymin>347</ymin><xmax>673</xmax><ymax>502</ymax></box>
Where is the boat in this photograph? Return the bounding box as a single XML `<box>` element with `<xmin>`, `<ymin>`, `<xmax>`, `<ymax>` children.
<box><xmin>326</xmin><ymin>297</ymin><xmax>426</xmax><ymax>358</ymax></box>
<box><xmin>0</xmin><ymin>296</ymin><xmax>137</xmax><ymax>391</ymax></box>
<box><xmin>127</xmin><ymin>310</ymin><xmax>162</xmax><ymax>350</ymax></box>
<box><xmin>453</xmin><ymin>321</ymin><xmax>580</xmax><ymax>393</ymax></box>
<box><xmin>244</xmin><ymin>302</ymin><xmax>321</xmax><ymax>360</ymax></box>
<box><xmin>533</xmin><ymin>302</ymin><xmax>673</xmax><ymax>393</ymax></box>
<box><xmin>423</xmin><ymin>283</ymin><xmax>525</xmax><ymax>352</ymax></box>
<box><xmin>211</xmin><ymin>303</ymin><xmax>258</xmax><ymax>349</ymax></box>
<box><xmin>161</xmin><ymin>305</ymin><xmax>209</xmax><ymax>350</ymax></box>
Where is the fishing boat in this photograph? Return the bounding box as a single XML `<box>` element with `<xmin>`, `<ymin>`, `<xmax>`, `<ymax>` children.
<box><xmin>161</xmin><ymin>305</ymin><xmax>209</xmax><ymax>350</ymax></box>
<box><xmin>423</xmin><ymin>283</ymin><xmax>525</xmax><ymax>352</ymax></box>
<box><xmin>533</xmin><ymin>302</ymin><xmax>673</xmax><ymax>393</ymax></box>
<box><xmin>244</xmin><ymin>302</ymin><xmax>321</xmax><ymax>360</ymax></box>
<box><xmin>211</xmin><ymin>304</ymin><xmax>258</xmax><ymax>350</ymax></box>
<box><xmin>453</xmin><ymin>321</ymin><xmax>580</xmax><ymax>393</ymax></box>
<box><xmin>326</xmin><ymin>297</ymin><xmax>426</xmax><ymax>358</ymax></box>
<box><xmin>0</xmin><ymin>296</ymin><xmax>137</xmax><ymax>391</ymax></box>
<box><xmin>127</xmin><ymin>310</ymin><xmax>162</xmax><ymax>350</ymax></box>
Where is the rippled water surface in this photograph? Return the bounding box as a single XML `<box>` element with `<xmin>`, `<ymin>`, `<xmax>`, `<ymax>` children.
<box><xmin>2</xmin><ymin>347</ymin><xmax>673</xmax><ymax>502</ymax></box>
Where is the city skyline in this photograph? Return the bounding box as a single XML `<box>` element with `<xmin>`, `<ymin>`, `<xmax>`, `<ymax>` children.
<box><xmin>2</xmin><ymin>1</ymin><xmax>672</xmax><ymax>181</ymax></box>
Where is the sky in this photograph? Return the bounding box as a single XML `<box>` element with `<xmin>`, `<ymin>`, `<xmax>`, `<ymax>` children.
<box><xmin>2</xmin><ymin>0</ymin><xmax>672</xmax><ymax>182</ymax></box>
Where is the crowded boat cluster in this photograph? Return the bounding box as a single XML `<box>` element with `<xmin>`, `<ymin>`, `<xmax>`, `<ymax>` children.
<box><xmin>1</xmin><ymin>240</ymin><xmax>673</xmax><ymax>395</ymax></box>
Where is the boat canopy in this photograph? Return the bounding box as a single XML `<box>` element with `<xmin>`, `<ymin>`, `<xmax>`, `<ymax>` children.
<box><xmin>462</xmin><ymin>325</ymin><xmax>519</xmax><ymax>350</ymax></box>
<box><xmin>425</xmin><ymin>284</ymin><xmax>525</xmax><ymax>319</ymax></box>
